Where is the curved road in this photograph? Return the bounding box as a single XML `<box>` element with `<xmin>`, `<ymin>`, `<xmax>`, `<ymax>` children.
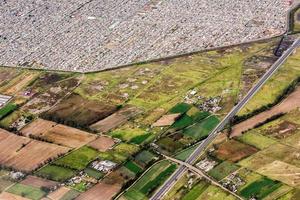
<box><xmin>150</xmin><ymin>37</ymin><xmax>300</xmax><ymax>200</ymax></box>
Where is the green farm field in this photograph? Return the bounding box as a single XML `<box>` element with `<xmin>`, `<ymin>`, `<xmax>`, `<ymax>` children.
<box><xmin>7</xmin><ymin>183</ymin><xmax>46</xmax><ymax>200</ymax></box>
<box><xmin>122</xmin><ymin>160</ymin><xmax>177</xmax><ymax>200</ymax></box>
<box><xmin>35</xmin><ymin>165</ymin><xmax>76</xmax><ymax>182</ymax></box>
<box><xmin>54</xmin><ymin>146</ymin><xmax>99</xmax><ymax>170</ymax></box>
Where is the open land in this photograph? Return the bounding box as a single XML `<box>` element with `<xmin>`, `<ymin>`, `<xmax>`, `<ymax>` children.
<box><xmin>20</xmin><ymin>118</ymin><xmax>97</xmax><ymax>148</ymax></box>
<box><xmin>0</xmin><ymin>128</ymin><xmax>70</xmax><ymax>172</ymax></box>
<box><xmin>0</xmin><ymin>0</ymin><xmax>289</xmax><ymax>72</ymax></box>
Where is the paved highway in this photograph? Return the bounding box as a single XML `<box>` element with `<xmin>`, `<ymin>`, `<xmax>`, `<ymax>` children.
<box><xmin>150</xmin><ymin>37</ymin><xmax>300</xmax><ymax>200</ymax></box>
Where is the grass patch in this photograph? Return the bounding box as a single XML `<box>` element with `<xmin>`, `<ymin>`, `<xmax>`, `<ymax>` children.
<box><xmin>54</xmin><ymin>146</ymin><xmax>99</xmax><ymax>170</ymax></box>
<box><xmin>35</xmin><ymin>165</ymin><xmax>76</xmax><ymax>182</ymax></box>
<box><xmin>169</xmin><ymin>103</ymin><xmax>192</xmax><ymax>114</ymax></box>
<box><xmin>123</xmin><ymin>160</ymin><xmax>176</xmax><ymax>199</ymax></box>
<box><xmin>183</xmin><ymin>115</ymin><xmax>219</xmax><ymax>140</ymax></box>
<box><xmin>175</xmin><ymin>145</ymin><xmax>197</xmax><ymax>161</ymax></box>
<box><xmin>0</xmin><ymin>103</ymin><xmax>17</xmax><ymax>120</ymax></box>
<box><xmin>7</xmin><ymin>183</ymin><xmax>46</xmax><ymax>200</ymax></box>
<box><xmin>135</xmin><ymin>150</ymin><xmax>156</xmax><ymax>166</ymax></box>
<box><xmin>191</xmin><ymin>111</ymin><xmax>211</xmax><ymax>122</ymax></box>
<box><xmin>60</xmin><ymin>189</ymin><xmax>80</xmax><ymax>200</ymax></box>
<box><xmin>208</xmin><ymin>161</ymin><xmax>239</xmax><ymax>180</ymax></box>
<box><xmin>84</xmin><ymin>168</ymin><xmax>104</xmax><ymax>180</ymax></box>
<box><xmin>239</xmin><ymin>177</ymin><xmax>282</xmax><ymax>199</ymax></box>
<box><xmin>237</xmin><ymin>131</ymin><xmax>277</xmax><ymax>150</ymax></box>
<box><xmin>170</xmin><ymin>114</ymin><xmax>193</xmax><ymax>129</ymax></box>
<box><xmin>182</xmin><ymin>181</ymin><xmax>209</xmax><ymax>200</ymax></box>
<box><xmin>124</xmin><ymin>161</ymin><xmax>143</xmax><ymax>174</ymax></box>
<box><xmin>129</xmin><ymin>133</ymin><xmax>152</xmax><ymax>144</ymax></box>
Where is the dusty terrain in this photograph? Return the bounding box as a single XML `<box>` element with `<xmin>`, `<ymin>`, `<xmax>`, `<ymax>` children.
<box><xmin>88</xmin><ymin>136</ymin><xmax>115</xmax><ymax>151</ymax></box>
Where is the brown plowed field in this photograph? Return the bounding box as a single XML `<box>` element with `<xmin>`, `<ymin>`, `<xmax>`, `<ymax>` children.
<box><xmin>21</xmin><ymin>175</ymin><xmax>58</xmax><ymax>189</ymax></box>
<box><xmin>21</xmin><ymin>119</ymin><xmax>97</xmax><ymax>148</ymax></box>
<box><xmin>0</xmin><ymin>128</ymin><xmax>70</xmax><ymax>172</ymax></box>
<box><xmin>213</xmin><ymin>139</ymin><xmax>258</xmax><ymax>162</ymax></box>
<box><xmin>90</xmin><ymin>106</ymin><xmax>142</xmax><ymax>133</ymax></box>
<box><xmin>47</xmin><ymin>187</ymin><xmax>70</xmax><ymax>200</ymax></box>
<box><xmin>152</xmin><ymin>113</ymin><xmax>181</xmax><ymax>127</ymax></box>
<box><xmin>75</xmin><ymin>182</ymin><xmax>122</xmax><ymax>200</ymax></box>
<box><xmin>0</xmin><ymin>192</ymin><xmax>30</xmax><ymax>200</ymax></box>
<box><xmin>231</xmin><ymin>87</ymin><xmax>300</xmax><ymax>137</ymax></box>
<box><xmin>88</xmin><ymin>136</ymin><xmax>115</xmax><ymax>151</ymax></box>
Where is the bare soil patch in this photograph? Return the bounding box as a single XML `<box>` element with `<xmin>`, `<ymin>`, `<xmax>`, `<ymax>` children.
<box><xmin>4</xmin><ymin>140</ymin><xmax>70</xmax><ymax>172</ymax></box>
<box><xmin>265</xmin><ymin>121</ymin><xmax>298</xmax><ymax>139</ymax></box>
<box><xmin>88</xmin><ymin>136</ymin><xmax>115</xmax><ymax>151</ymax></box>
<box><xmin>20</xmin><ymin>175</ymin><xmax>58</xmax><ymax>189</ymax></box>
<box><xmin>231</xmin><ymin>87</ymin><xmax>300</xmax><ymax>137</ymax></box>
<box><xmin>21</xmin><ymin>119</ymin><xmax>97</xmax><ymax>148</ymax></box>
<box><xmin>90</xmin><ymin>106</ymin><xmax>142</xmax><ymax>133</ymax></box>
<box><xmin>213</xmin><ymin>139</ymin><xmax>258</xmax><ymax>162</ymax></box>
<box><xmin>0</xmin><ymin>128</ymin><xmax>70</xmax><ymax>172</ymax></box>
<box><xmin>75</xmin><ymin>182</ymin><xmax>122</xmax><ymax>200</ymax></box>
<box><xmin>152</xmin><ymin>113</ymin><xmax>181</xmax><ymax>127</ymax></box>
<box><xmin>47</xmin><ymin>187</ymin><xmax>70</xmax><ymax>200</ymax></box>
<box><xmin>0</xmin><ymin>192</ymin><xmax>30</xmax><ymax>200</ymax></box>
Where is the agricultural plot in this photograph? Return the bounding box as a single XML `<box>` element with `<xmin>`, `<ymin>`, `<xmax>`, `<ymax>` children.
<box><xmin>277</xmin><ymin>188</ymin><xmax>300</xmax><ymax>200</ymax></box>
<box><xmin>7</xmin><ymin>183</ymin><xmax>47</xmax><ymax>200</ymax></box>
<box><xmin>239</xmin><ymin>143</ymin><xmax>300</xmax><ymax>170</ymax></box>
<box><xmin>237</xmin><ymin>131</ymin><xmax>277</xmax><ymax>150</ymax></box>
<box><xmin>134</xmin><ymin>150</ymin><xmax>157</xmax><ymax>167</ymax></box>
<box><xmin>124</xmin><ymin>161</ymin><xmax>143</xmax><ymax>175</ymax></box>
<box><xmin>76</xmin><ymin>171</ymin><xmax>125</xmax><ymax>200</ymax></box>
<box><xmin>0</xmin><ymin>71</ymin><xmax>40</xmax><ymax>96</ymax></box>
<box><xmin>257</xmin><ymin>160</ymin><xmax>300</xmax><ymax>187</ymax></box>
<box><xmin>156</xmin><ymin>103</ymin><xmax>219</xmax><ymax>154</ymax></box>
<box><xmin>90</xmin><ymin>106</ymin><xmax>142</xmax><ymax>133</ymax></box>
<box><xmin>212</xmin><ymin>139</ymin><xmax>258</xmax><ymax>162</ymax></box>
<box><xmin>20</xmin><ymin>175</ymin><xmax>58</xmax><ymax>190</ymax></box>
<box><xmin>0</xmin><ymin>192</ymin><xmax>30</xmax><ymax>200</ymax></box>
<box><xmin>84</xmin><ymin>168</ymin><xmax>104</xmax><ymax>180</ymax></box>
<box><xmin>0</xmin><ymin>103</ymin><xmax>17</xmax><ymax>120</ymax></box>
<box><xmin>87</xmin><ymin>136</ymin><xmax>115</xmax><ymax>151</ymax></box>
<box><xmin>239</xmin><ymin>177</ymin><xmax>282</xmax><ymax>199</ymax></box>
<box><xmin>183</xmin><ymin>182</ymin><xmax>237</xmax><ymax>200</ymax></box>
<box><xmin>183</xmin><ymin>115</ymin><xmax>219</xmax><ymax>140</ymax></box>
<box><xmin>0</xmin><ymin>174</ymin><xmax>15</xmax><ymax>192</ymax></box>
<box><xmin>35</xmin><ymin>165</ymin><xmax>76</xmax><ymax>182</ymax></box>
<box><xmin>54</xmin><ymin>146</ymin><xmax>99</xmax><ymax>170</ymax></box>
<box><xmin>21</xmin><ymin>118</ymin><xmax>97</xmax><ymax>148</ymax></box>
<box><xmin>43</xmin><ymin>93</ymin><xmax>117</xmax><ymax>128</ymax></box>
<box><xmin>122</xmin><ymin>160</ymin><xmax>177</xmax><ymax>200</ymax></box>
<box><xmin>0</xmin><ymin>129</ymin><xmax>70</xmax><ymax>172</ymax></box>
<box><xmin>47</xmin><ymin>186</ymin><xmax>71</xmax><ymax>200</ymax></box>
<box><xmin>208</xmin><ymin>161</ymin><xmax>240</xmax><ymax>181</ymax></box>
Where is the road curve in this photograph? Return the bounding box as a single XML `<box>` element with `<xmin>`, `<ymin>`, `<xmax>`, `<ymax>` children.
<box><xmin>150</xmin><ymin>37</ymin><xmax>300</xmax><ymax>200</ymax></box>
